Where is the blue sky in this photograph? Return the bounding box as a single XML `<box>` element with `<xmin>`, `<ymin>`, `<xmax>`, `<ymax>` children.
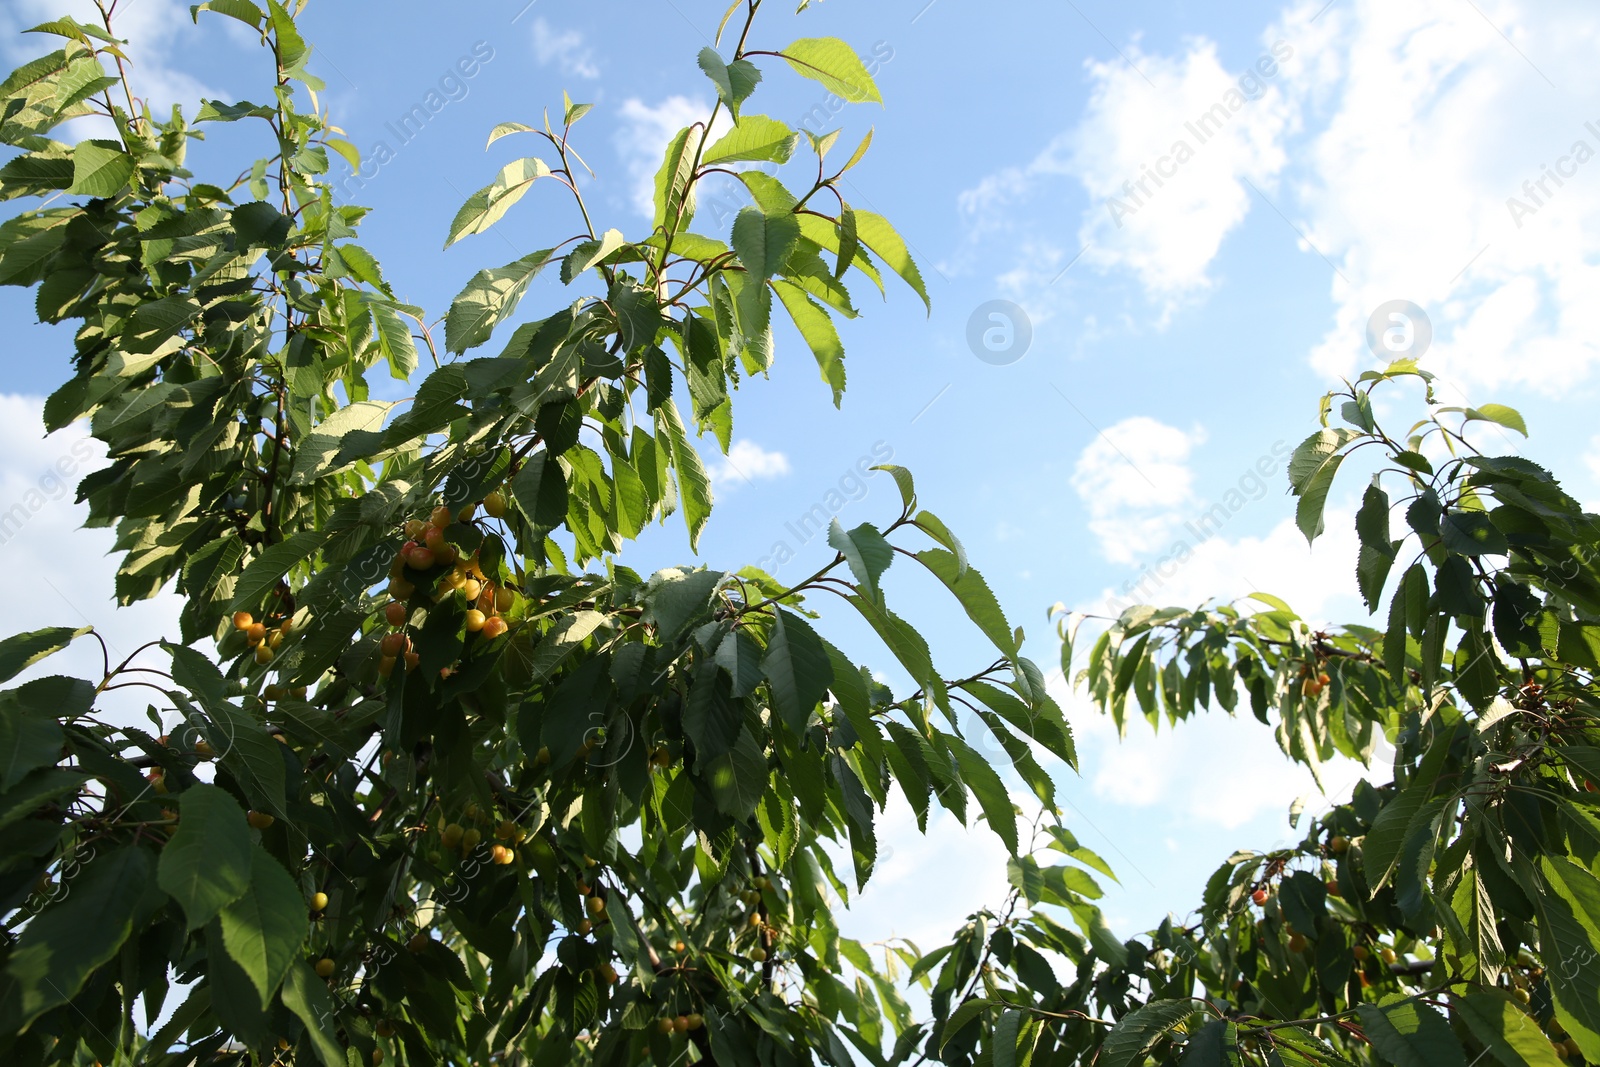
<box><xmin>5</xmin><ymin>0</ymin><xmax>1600</xmax><ymax>954</ymax></box>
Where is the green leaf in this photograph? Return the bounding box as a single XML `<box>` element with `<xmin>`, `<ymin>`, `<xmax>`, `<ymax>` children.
<box><xmin>0</xmin><ymin>846</ymin><xmax>152</xmax><ymax>1030</ymax></box>
<box><xmin>366</xmin><ymin>296</ymin><xmax>419</xmax><ymax>379</ymax></box>
<box><xmin>511</xmin><ymin>450</ymin><xmax>570</xmax><ymax>529</ymax></box>
<box><xmin>561</xmin><ymin>228</ymin><xmax>625</xmax><ymax>283</ymax></box>
<box><xmin>659</xmin><ymin>399</ymin><xmax>713</xmax><ymax>551</ymax></box>
<box><xmin>1181</xmin><ymin>1020</ymin><xmax>1233</xmax><ymax>1066</ymax></box>
<box><xmin>993</xmin><ymin>1008</ymin><xmax>1026</xmax><ymax>1067</ymax></box>
<box><xmin>853</xmin><ymin>210</ymin><xmax>929</xmax><ymax>311</ymax></box>
<box><xmin>940</xmin><ymin>999</ymin><xmax>999</xmax><ymax>1049</ymax></box>
<box><xmin>715</xmin><ymin>628</ymin><xmax>765</xmax><ymax>698</ymax></box>
<box><xmin>683</xmin><ymin>666</ymin><xmax>741</xmax><ymax>761</ymax></box>
<box><xmin>1454</xmin><ymin>993</ymin><xmax>1566</xmax><ymax>1067</ymax></box>
<box><xmin>875</xmin><ymin>465</ymin><xmax>915</xmax><ymax>510</ymax></box>
<box><xmin>773</xmin><ymin>279</ymin><xmax>845</xmax><ymax>406</ymax></box>
<box><xmin>1537</xmin><ymin>855</ymin><xmax>1600</xmax><ymax>1060</ymax></box>
<box><xmin>219</xmin><ymin>846</ymin><xmax>308</xmax><ymax>1007</ymax></box>
<box><xmin>444</xmin><ymin>157</ymin><xmax>550</xmax><ymax>247</ymax></box>
<box><xmin>1367</xmin><ymin>734</ymin><xmax>1452</xmax><ymax>891</ymax></box>
<box><xmin>1465</xmin><ymin>404</ymin><xmax>1528</xmax><ymax>437</ymax></box>
<box><xmin>697</xmin><ymin>48</ymin><xmax>762</xmax><ymax>118</ymax></box>
<box><xmin>706</xmin><ymin>726</ymin><xmax>768</xmax><ymax>820</ymax></box>
<box><xmin>190</xmin><ymin>0</ymin><xmax>264</xmax><ymax>28</ymax></box>
<box><xmin>828</xmin><ymin>520</ymin><xmax>893</xmax><ymax>601</ymax></box>
<box><xmin>732</xmin><ymin>205</ymin><xmax>800</xmax><ymax>281</ymax></box>
<box><xmin>1295</xmin><ymin>450</ymin><xmax>1346</xmax><ymax>544</ymax></box>
<box><xmin>946</xmin><ymin>734</ymin><xmax>1018</xmax><ymax>855</ymax></box>
<box><xmin>168</xmin><ymin>646</ymin><xmax>287</xmax><ymax>813</ymax></box>
<box><xmin>288</xmin><ymin>400</ymin><xmax>395</xmax><ymax>484</ymax></box>
<box><xmin>1442</xmin><ymin>509</ymin><xmax>1510</xmax><ymax>556</ymax></box>
<box><xmin>1096</xmin><ymin>999</ymin><xmax>1196</xmax><ymax>1067</ymax></box>
<box><xmin>915</xmin><ymin>549</ymin><xmax>1017</xmax><ymax>657</ymax></box>
<box><xmin>763</xmin><ymin>608</ymin><xmax>832</xmax><ymax>736</ymax></box>
<box><xmin>486</xmin><ymin>121</ymin><xmax>535</xmax><ymax>146</ymax></box>
<box><xmin>0</xmin><ymin>685</ymin><xmax>65</xmax><ymax>789</ymax></box>
<box><xmin>1356</xmin><ymin>995</ymin><xmax>1468</xmax><ymax>1067</ymax></box>
<box><xmin>0</xmin><ymin>626</ymin><xmax>90</xmax><ymax>684</ymax></box>
<box><xmin>281</xmin><ymin>959</ymin><xmax>345</xmax><ymax>1067</ymax></box>
<box><xmin>158</xmin><ymin>783</ymin><xmax>253</xmax><ymax>930</ymax></box>
<box><xmin>653</xmin><ymin>125</ymin><xmax>705</xmax><ymax>232</ymax></box>
<box><xmin>703</xmin><ymin>115</ymin><xmax>799</xmax><ymax>164</ymax></box>
<box><xmin>1357</xmin><ymin>483</ymin><xmax>1398</xmax><ymax>612</ymax></box>
<box><xmin>229</xmin><ymin>530</ymin><xmax>329</xmax><ymax>611</ymax></box>
<box><xmin>1288</xmin><ymin>428</ymin><xmax>1360</xmax><ymax>490</ymax></box>
<box><xmin>445</xmin><ymin>248</ymin><xmax>558</xmax><ymax>354</ymax></box>
<box><xmin>69</xmin><ymin>139</ymin><xmax>133</xmax><ymax>196</ymax></box>
<box><xmin>780</xmin><ymin>37</ymin><xmax>883</xmax><ymax>104</ymax></box>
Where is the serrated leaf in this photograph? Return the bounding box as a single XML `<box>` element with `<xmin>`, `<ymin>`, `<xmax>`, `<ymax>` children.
<box><xmin>69</xmin><ymin>139</ymin><xmax>133</xmax><ymax>196</ymax></box>
<box><xmin>219</xmin><ymin>846</ymin><xmax>309</xmax><ymax>1007</ymax></box>
<box><xmin>653</xmin><ymin>125</ymin><xmax>704</xmax><ymax>233</ymax></box>
<box><xmin>781</xmin><ymin>37</ymin><xmax>883</xmax><ymax>104</ymax></box>
<box><xmin>158</xmin><ymin>784</ymin><xmax>253</xmax><ymax>931</ymax></box>
<box><xmin>0</xmin><ymin>846</ymin><xmax>151</xmax><ymax>1030</ymax></box>
<box><xmin>0</xmin><ymin>626</ymin><xmax>89</xmax><ymax>685</ymax></box>
<box><xmin>853</xmin><ymin>210</ymin><xmax>928</xmax><ymax>311</ymax></box>
<box><xmin>732</xmin><ymin>205</ymin><xmax>800</xmax><ymax>281</ymax></box>
<box><xmin>1454</xmin><ymin>993</ymin><xmax>1566</xmax><ymax>1067</ymax></box>
<box><xmin>511</xmin><ymin>450</ymin><xmax>569</xmax><ymax>529</ymax></box>
<box><xmin>281</xmin><ymin>959</ymin><xmax>344</xmax><ymax>1067</ymax></box>
<box><xmin>763</xmin><ymin>608</ymin><xmax>831</xmax><ymax>736</ymax></box>
<box><xmin>228</xmin><ymin>530</ymin><xmax>329</xmax><ymax>611</ymax></box>
<box><xmin>915</xmin><ymin>548</ymin><xmax>1016</xmax><ymax>656</ymax></box>
<box><xmin>1356</xmin><ymin>996</ymin><xmax>1468</xmax><ymax>1067</ymax></box>
<box><xmin>445</xmin><ymin>248</ymin><xmax>557</xmax><ymax>353</ymax></box>
<box><xmin>561</xmin><ymin>228</ymin><xmax>625</xmax><ymax>284</ymax></box>
<box><xmin>703</xmin><ymin>114</ymin><xmax>799</xmax><ymax>164</ymax></box>
<box><xmin>444</xmin><ymin>157</ymin><xmax>550</xmax><ymax>247</ymax></box>
<box><xmin>828</xmin><ymin>520</ymin><xmax>893</xmax><ymax>601</ymax></box>
<box><xmin>1296</xmin><ymin>451</ymin><xmax>1345</xmax><ymax>544</ymax></box>
<box><xmin>1465</xmin><ymin>403</ymin><xmax>1528</xmax><ymax>437</ymax></box>
<box><xmin>706</xmin><ymin>726</ymin><xmax>767</xmax><ymax>820</ymax></box>
<box><xmin>773</xmin><ymin>279</ymin><xmax>845</xmax><ymax>405</ymax></box>
<box><xmin>1096</xmin><ymin>999</ymin><xmax>1195</xmax><ymax>1067</ymax></box>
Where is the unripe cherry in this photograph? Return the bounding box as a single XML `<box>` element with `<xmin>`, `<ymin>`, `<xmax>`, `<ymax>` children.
<box><xmin>495</xmin><ymin>586</ymin><xmax>515</xmax><ymax>613</ymax></box>
<box><xmin>481</xmin><ymin>617</ymin><xmax>508</xmax><ymax>639</ymax></box>
<box><xmin>465</xmin><ymin>609</ymin><xmax>487</xmax><ymax>633</ymax></box>
<box><xmin>424</xmin><ymin>526</ymin><xmax>447</xmax><ymax>552</ymax></box>
<box><xmin>430</xmin><ymin>505</ymin><xmax>454</xmax><ymax>528</ymax></box>
<box><xmin>232</xmin><ymin>611</ymin><xmax>254</xmax><ymax>631</ymax></box>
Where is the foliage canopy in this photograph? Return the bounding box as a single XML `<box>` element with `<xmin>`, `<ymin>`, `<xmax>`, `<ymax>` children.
<box><xmin>0</xmin><ymin>4</ymin><xmax>1596</xmax><ymax>1067</ymax></box>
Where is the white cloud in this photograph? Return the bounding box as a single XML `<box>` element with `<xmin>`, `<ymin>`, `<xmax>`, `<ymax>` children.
<box><xmin>613</xmin><ymin>95</ymin><xmax>731</xmax><ymax>218</ymax></box>
<box><xmin>961</xmin><ymin>0</ymin><xmax>1600</xmax><ymax>395</ymax></box>
<box><xmin>1278</xmin><ymin>0</ymin><xmax>1600</xmax><ymax>395</ymax></box>
<box><xmin>706</xmin><ymin>439</ymin><xmax>791</xmax><ymax>494</ymax></box>
<box><xmin>531</xmin><ymin>17</ymin><xmax>599</xmax><ymax>80</ymax></box>
<box><xmin>960</xmin><ymin>35</ymin><xmax>1294</xmax><ymax>309</ymax></box>
<box><xmin>1071</xmin><ymin>416</ymin><xmax>1206</xmax><ymax>563</ymax></box>
<box><xmin>0</xmin><ymin>395</ymin><xmax>184</xmax><ymax>722</ymax></box>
